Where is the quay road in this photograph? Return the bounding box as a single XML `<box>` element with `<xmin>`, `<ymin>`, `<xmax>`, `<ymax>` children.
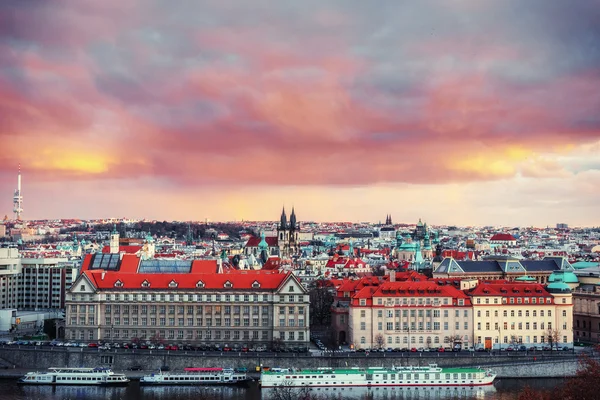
<box><xmin>0</xmin><ymin>343</ymin><xmax>590</xmax><ymax>359</ymax></box>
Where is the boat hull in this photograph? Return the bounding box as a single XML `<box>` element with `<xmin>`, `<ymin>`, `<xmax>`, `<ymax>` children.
<box><xmin>260</xmin><ymin>366</ymin><xmax>496</xmax><ymax>389</ymax></box>
<box><xmin>260</xmin><ymin>380</ymin><xmax>495</xmax><ymax>388</ymax></box>
<box><xmin>18</xmin><ymin>379</ymin><xmax>130</xmax><ymax>386</ymax></box>
<box><xmin>140</xmin><ymin>380</ymin><xmax>249</xmax><ymax>386</ymax></box>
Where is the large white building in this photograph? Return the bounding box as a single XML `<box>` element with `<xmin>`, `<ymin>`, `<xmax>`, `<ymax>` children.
<box><xmin>65</xmin><ymin>253</ymin><xmax>310</xmax><ymax>348</ymax></box>
<box><xmin>470</xmin><ymin>282</ymin><xmax>573</xmax><ymax>349</ymax></box>
<box><xmin>348</xmin><ymin>280</ymin><xmax>473</xmax><ymax>350</ymax></box>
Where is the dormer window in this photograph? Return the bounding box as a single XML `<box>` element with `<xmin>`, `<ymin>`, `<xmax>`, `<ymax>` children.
<box><xmin>114</xmin><ymin>280</ymin><xmax>123</xmax><ymax>288</ymax></box>
<box><xmin>141</xmin><ymin>280</ymin><xmax>150</xmax><ymax>288</ymax></box>
<box><xmin>196</xmin><ymin>281</ymin><xmax>205</xmax><ymax>288</ymax></box>
<box><xmin>252</xmin><ymin>281</ymin><xmax>261</xmax><ymax>289</ymax></box>
<box><xmin>224</xmin><ymin>280</ymin><xmax>233</xmax><ymax>289</ymax></box>
<box><xmin>169</xmin><ymin>280</ymin><xmax>178</xmax><ymax>288</ymax></box>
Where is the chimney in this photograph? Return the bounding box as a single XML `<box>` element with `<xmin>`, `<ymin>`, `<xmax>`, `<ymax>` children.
<box><xmin>390</xmin><ymin>270</ymin><xmax>396</xmax><ymax>282</ymax></box>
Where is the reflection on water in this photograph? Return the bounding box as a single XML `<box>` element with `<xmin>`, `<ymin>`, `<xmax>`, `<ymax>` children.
<box><xmin>262</xmin><ymin>385</ymin><xmax>497</xmax><ymax>400</ymax></box>
<box><xmin>0</xmin><ymin>379</ymin><xmax>565</xmax><ymax>400</ymax></box>
<box><xmin>10</xmin><ymin>382</ymin><xmax>256</xmax><ymax>400</ymax></box>
<box><xmin>140</xmin><ymin>385</ymin><xmax>253</xmax><ymax>400</ymax></box>
<box><xmin>15</xmin><ymin>385</ymin><xmax>129</xmax><ymax>400</ymax></box>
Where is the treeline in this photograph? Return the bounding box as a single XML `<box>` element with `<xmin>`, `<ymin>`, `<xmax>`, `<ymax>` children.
<box><xmin>61</xmin><ymin>222</ymin><xmax>251</xmax><ymax>241</ymax></box>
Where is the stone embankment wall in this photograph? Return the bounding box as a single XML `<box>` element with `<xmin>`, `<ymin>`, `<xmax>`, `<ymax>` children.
<box><xmin>0</xmin><ymin>348</ymin><xmax>591</xmax><ymax>378</ymax></box>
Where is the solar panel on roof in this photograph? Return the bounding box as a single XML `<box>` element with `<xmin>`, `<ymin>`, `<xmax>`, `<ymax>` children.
<box><xmin>138</xmin><ymin>259</ymin><xmax>192</xmax><ymax>273</ymax></box>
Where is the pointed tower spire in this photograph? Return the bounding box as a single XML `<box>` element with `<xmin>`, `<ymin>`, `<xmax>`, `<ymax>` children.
<box><xmin>289</xmin><ymin>206</ymin><xmax>297</xmax><ymax>231</ymax></box>
<box><xmin>279</xmin><ymin>206</ymin><xmax>287</xmax><ymax>230</ymax></box>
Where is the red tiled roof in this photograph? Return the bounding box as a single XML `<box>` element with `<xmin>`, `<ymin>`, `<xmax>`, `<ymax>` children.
<box><xmin>374</xmin><ymin>281</ymin><xmax>469</xmax><ymax>299</ymax></box>
<box><xmin>84</xmin><ymin>269</ymin><xmax>291</xmax><ymax>290</ymax></box>
<box><xmin>190</xmin><ymin>260</ymin><xmax>219</xmax><ymax>274</ymax></box>
<box><xmin>261</xmin><ymin>257</ymin><xmax>281</xmax><ymax>271</ymax></box>
<box><xmin>101</xmin><ymin>245</ymin><xmax>142</xmax><ymax>254</ymax></box>
<box><xmin>245</xmin><ymin>236</ymin><xmax>279</xmax><ymax>247</ymax></box>
<box><xmin>490</xmin><ymin>233</ymin><xmax>517</xmax><ymax>241</ymax></box>
<box><xmin>441</xmin><ymin>250</ymin><xmax>475</xmax><ymax>260</ymax></box>
<box><xmin>469</xmin><ymin>283</ymin><xmax>550</xmax><ymax>298</ymax></box>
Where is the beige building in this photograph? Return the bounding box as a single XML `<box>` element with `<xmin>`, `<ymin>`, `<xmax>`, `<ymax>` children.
<box><xmin>0</xmin><ymin>247</ymin><xmax>77</xmax><ymax>310</ymax></box>
<box><xmin>470</xmin><ymin>282</ymin><xmax>573</xmax><ymax>349</ymax></box>
<box><xmin>348</xmin><ymin>281</ymin><xmax>473</xmax><ymax>350</ymax></box>
<box><xmin>65</xmin><ymin>253</ymin><xmax>309</xmax><ymax>348</ymax></box>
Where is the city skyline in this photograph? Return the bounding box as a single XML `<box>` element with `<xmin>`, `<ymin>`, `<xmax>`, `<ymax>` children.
<box><xmin>1</xmin><ymin>1</ymin><xmax>599</xmax><ymax>226</ymax></box>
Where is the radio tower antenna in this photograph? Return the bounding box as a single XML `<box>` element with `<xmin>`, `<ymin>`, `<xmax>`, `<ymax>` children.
<box><xmin>13</xmin><ymin>164</ymin><xmax>23</xmax><ymax>221</ymax></box>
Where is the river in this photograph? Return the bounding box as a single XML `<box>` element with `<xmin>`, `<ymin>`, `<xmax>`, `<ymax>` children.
<box><xmin>0</xmin><ymin>378</ymin><xmax>562</xmax><ymax>399</ymax></box>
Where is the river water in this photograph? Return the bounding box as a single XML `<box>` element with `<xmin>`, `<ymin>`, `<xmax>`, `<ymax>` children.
<box><xmin>0</xmin><ymin>378</ymin><xmax>562</xmax><ymax>400</ymax></box>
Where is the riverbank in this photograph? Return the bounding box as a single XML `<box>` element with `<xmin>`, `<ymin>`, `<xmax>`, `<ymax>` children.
<box><xmin>0</xmin><ymin>347</ymin><xmax>595</xmax><ymax>378</ymax></box>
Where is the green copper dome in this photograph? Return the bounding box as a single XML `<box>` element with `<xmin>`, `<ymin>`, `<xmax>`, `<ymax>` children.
<box><xmin>548</xmin><ymin>271</ymin><xmax>579</xmax><ymax>284</ymax></box>
<box><xmin>546</xmin><ymin>282</ymin><xmax>571</xmax><ymax>293</ymax></box>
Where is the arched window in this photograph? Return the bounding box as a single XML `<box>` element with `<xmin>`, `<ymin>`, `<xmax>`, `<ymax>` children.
<box><xmin>360</xmin><ymin>337</ymin><xmax>366</xmax><ymax>344</ymax></box>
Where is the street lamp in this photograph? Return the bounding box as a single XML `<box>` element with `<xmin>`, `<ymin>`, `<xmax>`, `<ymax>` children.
<box><xmin>497</xmin><ymin>328</ymin><xmax>501</xmax><ymax>352</ymax></box>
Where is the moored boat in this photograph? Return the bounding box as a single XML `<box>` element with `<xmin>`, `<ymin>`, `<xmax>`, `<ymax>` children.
<box><xmin>18</xmin><ymin>367</ymin><xmax>130</xmax><ymax>386</ymax></box>
<box><xmin>260</xmin><ymin>364</ymin><xmax>496</xmax><ymax>388</ymax></box>
<box><xmin>140</xmin><ymin>367</ymin><xmax>249</xmax><ymax>385</ymax></box>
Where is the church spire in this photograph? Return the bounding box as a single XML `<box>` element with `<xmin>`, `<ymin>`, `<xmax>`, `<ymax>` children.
<box><xmin>279</xmin><ymin>206</ymin><xmax>287</xmax><ymax>230</ymax></box>
<box><xmin>289</xmin><ymin>207</ymin><xmax>297</xmax><ymax>231</ymax></box>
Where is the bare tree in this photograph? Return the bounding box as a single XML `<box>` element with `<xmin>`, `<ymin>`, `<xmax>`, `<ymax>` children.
<box><xmin>374</xmin><ymin>333</ymin><xmax>385</xmax><ymax>349</ymax></box>
<box><xmin>547</xmin><ymin>328</ymin><xmax>561</xmax><ymax>351</ymax></box>
<box><xmin>269</xmin><ymin>382</ymin><xmax>317</xmax><ymax>400</ymax></box>
<box><xmin>309</xmin><ymin>284</ymin><xmax>334</xmax><ymax>326</ymax></box>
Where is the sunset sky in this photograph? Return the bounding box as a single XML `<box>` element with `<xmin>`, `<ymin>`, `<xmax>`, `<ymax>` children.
<box><xmin>1</xmin><ymin>0</ymin><xmax>599</xmax><ymax>226</ymax></box>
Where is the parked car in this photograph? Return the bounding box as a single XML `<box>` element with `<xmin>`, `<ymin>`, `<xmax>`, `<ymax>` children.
<box><xmin>129</xmin><ymin>365</ymin><xmax>142</xmax><ymax>371</ymax></box>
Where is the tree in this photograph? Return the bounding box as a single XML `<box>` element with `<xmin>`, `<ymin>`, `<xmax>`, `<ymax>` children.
<box><xmin>374</xmin><ymin>333</ymin><xmax>385</xmax><ymax>349</ymax></box>
<box><xmin>561</xmin><ymin>355</ymin><xmax>600</xmax><ymax>400</ymax></box>
<box><xmin>517</xmin><ymin>385</ymin><xmax>553</xmax><ymax>400</ymax></box>
<box><xmin>546</xmin><ymin>328</ymin><xmax>560</xmax><ymax>351</ymax></box>
<box><xmin>517</xmin><ymin>355</ymin><xmax>600</xmax><ymax>400</ymax></box>
<box><xmin>309</xmin><ymin>284</ymin><xmax>334</xmax><ymax>326</ymax></box>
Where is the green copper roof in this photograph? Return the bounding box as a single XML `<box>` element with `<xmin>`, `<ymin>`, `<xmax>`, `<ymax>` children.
<box><xmin>548</xmin><ymin>270</ymin><xmax>579</xmax><ymax>284</ymax></box>
<box><xmin>547</xmin><ymin>282</ymin><xmax>571</xmax><ymax>292</ymax></box>
<box><xmin>258</xmin><ymin>231</ymin><xmax>268</xmax><ymax>250</ymax></box>
<box><xmin>515</xmin><ymin>276</ymin><xmax>536</xmax><ymax>282</ymax></box>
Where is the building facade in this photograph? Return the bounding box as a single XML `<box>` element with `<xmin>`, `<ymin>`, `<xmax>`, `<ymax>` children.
<box><xmin>0</xmin><ymin>248</ymin><xmax>77</xmax><ymax>311</ymax></box>
<box><xmin>348</xmin><ymin>281</ymin><xmax>473</xmax><ymax>350</ymax></box>
<box><xmin>65</xmin><ymin>254</ymin><xmax>309</xmax><ymax>348</ymax></box>
<box><xmin>469</xmin><ymin>282</ymin><xmax>573</xmax><ymax>349</ymax></box>
<box><xmin>573</xmin><ymin>288</ymin><xmax>600</xmax><ymax>344</ymax></box>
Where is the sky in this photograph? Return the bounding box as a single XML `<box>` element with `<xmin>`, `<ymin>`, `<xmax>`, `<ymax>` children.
<box><xmin>0</xmin><ymin>0</ymin><xmax>599</xmax><ymax>226</ymax></box>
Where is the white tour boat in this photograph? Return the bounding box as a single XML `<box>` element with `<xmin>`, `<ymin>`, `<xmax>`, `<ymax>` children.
<box><xmin>19</xmin><ymin>367</ymin><xmax>130</xmax><ymax>386</ymax></box>
<box><xmin>260</xmin><ymin>364</ymin><xmax>496</xmax><ymax>388</ymax></box>
<box><xmin>140</xmin><ymin>367</ymin><xmax>249</xmax><ymax>386</ymax></box>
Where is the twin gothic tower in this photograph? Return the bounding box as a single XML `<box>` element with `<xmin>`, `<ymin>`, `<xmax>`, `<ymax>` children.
<box><xmin>277</xmin><ymin>207</ymin><xmax>299</xmax><ymax>257</ymax></box>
